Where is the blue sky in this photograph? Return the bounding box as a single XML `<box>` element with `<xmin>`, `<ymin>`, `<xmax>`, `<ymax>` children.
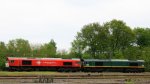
<box><xmin>0</xmin><ymin>0</ymin><xmax>150</xmax><ymax>51</ymax></box>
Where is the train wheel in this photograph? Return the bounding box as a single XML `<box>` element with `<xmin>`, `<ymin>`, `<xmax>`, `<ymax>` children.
<box><xmin>58</xmin><ymin>68</ymin><xmax>64</xmax><ymax>72</ymax></box>
<box><xmin>64</xmin><ymin>69</ymin><xmax>69</xmax><ymax>72</ymax></box>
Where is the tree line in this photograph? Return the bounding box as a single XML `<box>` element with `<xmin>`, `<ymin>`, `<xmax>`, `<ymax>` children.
<box><xmin>0</xmin><ymin>19</ymin><xmax>150</xmax><ymax>71</ymax></box>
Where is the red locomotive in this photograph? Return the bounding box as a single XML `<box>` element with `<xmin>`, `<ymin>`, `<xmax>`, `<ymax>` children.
<box><xmin>6</xmin><ymin>57</ymin><xmax>81</xmax><ymax>72</ymax></box>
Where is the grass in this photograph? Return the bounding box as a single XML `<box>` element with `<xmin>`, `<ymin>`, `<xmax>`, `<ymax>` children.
<box><xmin>0</xmin><ymin>71</ymin><xmax>60</xmax><ymax>76</ymax></box>
<box><xmin>125</xmin><ymin>79</ymin><xmax>135</xmax><ymax>84</ymax></box>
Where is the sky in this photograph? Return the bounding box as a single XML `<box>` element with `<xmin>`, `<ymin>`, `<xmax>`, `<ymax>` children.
<box><xmin>0</xmin><ymin>0</ymin><xmax>150</xmax><ymax>51</ymax></box>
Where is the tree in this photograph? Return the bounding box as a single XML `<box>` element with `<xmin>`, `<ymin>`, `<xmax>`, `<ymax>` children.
<box><xmin>134</xmin><ymin>28</ymin><xmax>150</xmax><ymax>47</ymax></box>
<box><xmin>72</xmin><ymin>19</ymin><xmax>135</xmax><ymax>59</ymax></box>
<box><xmin>0</xmin><ymin>42</ymin><xmax>7</xmax><ymax>70</ymax></box>
<box><xmin>71</xmin><ymin>32</ymin><xmax>85</xmax><ymax>58</ymax></box>
<box><xmin>39</xmin><ymin>39</ymin><xmax>57</xmax><ymax>57</ymax></box>
<box><xmin>72</xmin><ymin>23</ymin><xmax>110</xmax><ymax>58</ymax></box>
<box><xmin>104</xmin><ymin>19</ymin><xmax>135</xmax><ymax>58</ymax></box>
<box><xmin>7</xmin><ymin>38</ymin><xmax>31</xmax><ymax>57</ymax></box>
<box><xmin>123</xmin><ymin>46</ymin><xmax>141</xmax><ymax>60</ymax></box>
<box><xmin>30</xmin><ymin>44</ymin><xmax>42</xmax><ymax>57</ymax></box>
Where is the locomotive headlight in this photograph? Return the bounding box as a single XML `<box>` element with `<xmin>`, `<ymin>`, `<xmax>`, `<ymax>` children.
<box><xmin>5</xmin><ymin>63</ymin><xmax>9</xmax><ymax>67</ymax></box>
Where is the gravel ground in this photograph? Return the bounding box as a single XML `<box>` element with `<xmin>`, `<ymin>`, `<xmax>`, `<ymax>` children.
<box><xmin>0</xmin><ymin>77</ymin><xmax>150</xmax><ymax>84</ymax></box>
<box><xmin>0</xmin><ymin>72</ymin><xmax>150</xmax><ymax>84</ymax></box>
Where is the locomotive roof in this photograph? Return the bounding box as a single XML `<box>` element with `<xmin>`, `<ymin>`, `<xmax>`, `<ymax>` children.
<box><xmin>7</xmin><ymin>57</ymin><xmax>80</xmax><ymax>60</ymax></box>
<box><xmin>84</xmin><ymin>59</ymin><xmax>144</xmax><ymax>62</ymax></box>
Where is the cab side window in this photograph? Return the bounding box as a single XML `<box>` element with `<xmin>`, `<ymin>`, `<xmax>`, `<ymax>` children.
<box><xmin>22</xmin><ymin>60</ymin><xmax>32</xmax><ymax>65</ymax></box>
<box><xmin>129</xmin><ymin>63</ymin><xmax>138</xmax><ymax>66</ymax></box>
<box><xmin>95</xmin><ymin>62</ymin><xmax>103</xmax><ymax>66</ymax></box>
<box><xmin>10</xmin><ymin>60</ymin><xmax>14</xmax><ymax>63</ymax></box>
<box><xmin>63</xmin><ymin>62</ymin><xmax>72</xmax><ymax>66</ymax></box>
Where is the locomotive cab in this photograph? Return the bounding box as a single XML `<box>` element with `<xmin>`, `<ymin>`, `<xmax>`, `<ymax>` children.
<box><xmin>5</xmin><ymin>58</ymin><xmax>9</xmax><ymax>68</ymax></box>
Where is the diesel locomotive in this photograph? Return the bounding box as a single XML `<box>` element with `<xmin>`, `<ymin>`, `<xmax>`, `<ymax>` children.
<box><xmin>6</xmin><ymin>57</ymin><xmax>145</xmax><ymax>72</ymax></box>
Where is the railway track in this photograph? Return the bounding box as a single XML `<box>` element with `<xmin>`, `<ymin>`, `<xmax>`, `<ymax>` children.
<box><xmin>0</xmin><ymin>74</ymin><xmax>150</xmax><ymax>79</ymax></box>
<box><xmin>0</xmin><ymin>73</ymin><xmax>150</xmax><ymax>84</ymax></box>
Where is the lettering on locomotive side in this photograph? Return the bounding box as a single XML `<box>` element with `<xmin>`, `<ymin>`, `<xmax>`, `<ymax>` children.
<box><xmin>43</xmin><ymin>62</ymin><xmax>57</xmax><ymax>64</ymax></box>
<box><xmin>36</xmin><ymin>61</ymin><xmax>41</xmax><ymax>65</ymax></box>
<box><xmin>36</xmin><ymin>61</ymin><xmax>57</xmax><ymax>65</ymax></box>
